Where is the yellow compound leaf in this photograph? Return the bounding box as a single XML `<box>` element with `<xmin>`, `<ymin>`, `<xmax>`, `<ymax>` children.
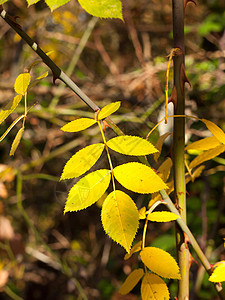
<box><xmin>147</xmin><ymin>211</ymin><xmax>180</xmax><ymax>222</ymax></box>
<box><xmin>189</xmin><ymin>144</ymin><xmax>225</xmax><ymax>170</ymax></box>
<box><xmin>114</xmin><ymin>162</ymin><xmax>168</xmax><ymax>194</ymax></box>
<box><xmin>141</xmin><ymin>273</ymin><xmax>170</xmax><ymax>300</ymax></box>
<box><xmin>101</xmin><ymin>190</ymin><xmax>139</xmax><ymax>253</ymax></box>
<box><xmin>14</xmin><ymin>73</ymin><xmax>31</xmax><ymax>95</ymax></box>
<box><xmin>97</xmin><ymin>101</ymin><xmax>120</xmax><ymax>120</ymax></box>
<box><xmin>185</xmin><ymin>136</ymin><xmax>221</xmax><ymax>151</ymax></box>
<box><xmin>0</xmin><ymin>95</ymin><xmax>22</xmax><ymax>125</ymax></box>
<box><xmin>201</xmin><ymin>119</ymin><xmax>225</xmax><ymax>144</ymax></box>
<box><xmin>61</xmin><ymin>118</ymin><xmax>96</xmax><ymax>132</ymax></box>
<box><xmin>140</xmin><ymin>247</ymin><xmax>181</xmax><ymax>279</ymax></box>
<box><xmin>124</xmin><ymin>241</ymin><xmax>142</xmax><ymax>260</ymax></box>
<box><xmin>153</xmin><ymin>132</ymin><xmax>172</xmax><ymax>162</ymax></box>
<box><xmin>119</xmin><ymin>268</ymin><xmax>144</xmax><ymax>295</ymax></box>
<box><xmin>64</xmin><ymin>169</ymin><xmax>111</xmax><ymax>213</ymax></box>
<box><xmin>209</xmin><ymin>261</ymin><xmax>225</xmax><ymax>282</ymax></box>
<box><xmin>107</xmin><ymin>136</ymin><xmax>158</xmax><ymax>156</ymax></box>
<box><xmin>60</xmin><ymin>143</ymin><xmax>105</xmax><ymax>180</ymax></box>
<box><xmin>9</xmin><ymin>127</ymin><xmax>25</xmax><ymax>156</ymax></box>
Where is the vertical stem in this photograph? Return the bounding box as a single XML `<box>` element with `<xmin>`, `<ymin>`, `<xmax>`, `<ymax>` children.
<box><xmin>172</xmin><ymin>0</ymin><xmax>189</xmax><ymax>298</ymax></box>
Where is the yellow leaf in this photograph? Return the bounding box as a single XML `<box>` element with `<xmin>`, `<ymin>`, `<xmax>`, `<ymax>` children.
<box><xmin>209</xmin><ymin>261</ymin><xmax>225</xmax><ymax>282</ymax></box>
<box><xmin>64</xmin><ymin>169</ymin><xmax>111</xmax><ymax>213</ymax></box>
<box><xmin>185</xmin><ymin>136</ymin><xmax>221</xmax><ymax>151</ymax></box>
<box><xmin>97</xmin><ymin>101</ymin><xmax>121</xmax><ymax>120</ymax></box>
<box><xmin>147</xmin><ymin>211</ymin><xmax>180</xmax><ymax>222</ymax></box>
<box><xmin>124</xmin><ymin>241</ymin><xmax>142</xmax><ymax>260</ymax></box>
<box><xmin>140</xmin><ymin>247</ymin><xmax>181</xmax><ymax>279</ymax></box>
<box><xmin>36</xmin><ymin>71</ymin><xmax>48</xmax><ymax>80</ymax></box>
<box><xmin>9</xmin><ymin>127</ymin><xmax>25</xmax><ymax>156</ymax></box>
<box><xmin>141</xmin><ymin>273</ymin><xmax>170</xmax><ymax>300</ymax></box>
<box><xmin>139</xmin><ymin>207</ymin><xmax>146</xmax><ymax>220</ymax></box>
<box><xmin>14</xmin><ymin>73</ymin><xmax>31</xmax><ymax>95</ymax></box>
<box><xmin>157</xmin><ymin>157</ymin><xmax>172</xmax><ymax>182</ymax></box>
<box><xmin>101</xmin><ymin>190</ymin><xmax>139</xmax><ymax>252</ymax></box>
<box><xmin>0</xmin><ymin>95</ymin><xmax>22</xmax><ymax>125</ymax></box>
<box><xmin>61</xmin><ymin>118</ymin><xmax>96</xmax><ymax>132</ymax></box>
<box><xmin>114</xmin><ymin>162</ymin><xmax>168</xmax><ymax>194</ymax></box>
<box><xmin>189</xmin><ymin>144</ymin><xmax>225</xmax><ymax>170</ymax></box>
<box><xmin>107</xmin><ymin>136</ymin><xmax>158</xmax><ymax>156</ymax></box>
<box><xmin>119</xmin><ymin>268</ymin><xmax>144</xmax><ymax>295</ymax></box>
<box><xmin>153</xmin><ymin>132</ymin><xmax>172</xmax><ymax>162</ymax></box>
<box><xmin>201</xmin><ymin>119</ymin><xmax>225</xmax><ymax>144</ymax></box>
<box><xmin>60</xmin><ymin>143</ymin><xmax>105</xmax><ymax>180</ymax></box>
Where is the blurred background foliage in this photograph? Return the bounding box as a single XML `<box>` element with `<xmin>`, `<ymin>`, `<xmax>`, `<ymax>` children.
<box><xmin>0</xmin><ymin>0</ymin><xmax>225</xmax><ymax>299</ymax></box>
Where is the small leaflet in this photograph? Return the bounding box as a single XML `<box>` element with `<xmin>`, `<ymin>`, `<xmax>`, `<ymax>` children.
<box><xmin>77</xmin><ymin>0</ymin><xmax>123</xmax><ymax>20</ymax></box>
<box><xmin>153</xmin><ymin>132</ymin><xmax>172</xmax><ymax>162</ymax></box>
<box><xmin>119</xmin><ymin>268</ymin><xmax>144</xmax><ymax>295</ymax></box>
<box><xmin>141</xmin><ymin>273</ymin><xmax>170</xmax><ymax>300</ymax></box>
<box><xmin>14</xmin><ymin>73</ymin><xmax>31</xmax><ymax>95</ymax></box>
<box><xmin>101</xmin><ymin>190</ymin><xmax>139</xmax><ymax>253</ymax></box>
<box><xmin>185</xmin><ymin>136</ymin><xmax>221</xmax><ymax>151</ymax></box>
<box><xmin>124</xmin><ymin>241</ymin><xmax>142</xmax><ymax>260</ymax></box>
<box><xmin>157</xmin><ymin>157</ymin><xmax>172</xmax><ymax>182</ymax></box>
<box><xmin>209</xmin><ymin>261</ymin><xmax>225</xmax><ymax>282</ymax></box>
<box><xmin>139</xmin><ymin>207</ymin><xmax>147</xmax><ymax>220</ymax></box>
<box><xmin>64</xmin><ymin>169</ymin><xmax>111</xmax><ymax>213</ymax></box>
<box><xmin>10</xmin><ymin>127</ymin><xmax>25</xmax><ymax>156</ymax></box>
<box><xmin>60</xmin><ymin>143</ymin><xmax>105</xmax><ymax>180</ymax></box>
<box><xmin>61</xmin><ymin>118</ymin><xmax>96</xmax><ymax>133</ymax></box>
<box><xmin>140</xmin><ymin>247</ymin><xmax>181</xmax><ymax>279</ymax></box>
<box><xmin>0</xmin><ymin>95</ymin><xmax>22</xmax><ymax>125</ymax></box>
<box><xmin>97</xmin><ymin>101</ymin><xmax>121</xmax><ymax>120</ymax></box>
<box><xmin>147</xmin><ymin>211</ymin><xmax>180</xmax><ymax>222</ymax></box>
<box><xmin>201</xmin><ymin>119</ymin><xmax>225</xmax><ymax>145</ymax></box>
<box><xmin>107</xmin><ymin>135</ymin><xmax>158</xmax><ymax>156</ymax></box>
<box><xmin>113</xmin><ymin>162</ymin><xmax>168</xmax><ymax>194</ymax></box>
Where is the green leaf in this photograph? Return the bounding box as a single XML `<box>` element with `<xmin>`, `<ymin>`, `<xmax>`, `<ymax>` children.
<box><xmin>78</xmin><ymin>0</ymin><xmax>123</xmax><ymax>20</ymax></box>
<box><xmin>9</xmin><ymin>127</ymin><xmax>25</xmax><ymax>156</ymax></box>
<box><xmin>113</xmin><ymin>162</ymin><xmax>168</xmax><ymax>194</ymax></box>
<box><xmin>0</xmin><ymin>95</ymin><xmax>22</xmax><ymax>125</ymax></box>
<box><xmin>107</xmin><ymin>136</ymin><xmax>158</xmax><ymax>156</ymax></box>
<box><xmin>61</xmin><ymin>118</ymin><xmax>96</xmax><ymax>132</ymax></box>
<box><xmin>140</xmin><ymin>247</ymin><xmax>181</xmax><ymax>279</ymax></box>
<box><xmin>45</xmin><ymin>0</ymin><xmax>70</xmax><ymax>11</ymax></box>
<box><xmin>201</xmin><ymin>119</ymin><xmax>225</xmax><ymax>145</ymax></box>
<box><xmin>209</xmin><ymin>261</ymin><xmax>225</xmax><ymax>282</ymax></box>
<box><xmin>189</xmin><ymin>144</ymin><xmax>225</xmax><ymax>170</ymax></box>
<box><xmin>147</xmin><ymin>211</ymin><xmax>180</xmax><ymax>222</ymax></box>
<box><xmin>119</xmin><ymin>268</ymin><xmax>144</xmax><ymax>295</ymax></box>
<box><xmin>97</xmin><ymin>101</ymin><xmax>121</xmax><ymax>120</ymax></box>
<box><xmin>14</xmin><ymin>73</ymin><xmax>31</xmax><ymax>95</ymax></box>
<box><xmin>61</xmin><ymin>143</ymin><xmax>105</xmax><ymax>180</ymax></box>
<box><xmin>101</xmin><ymin>190</ymin><xmax>139</xmax><ymax>252</ymax></box>
<box><xmin>141</xmin><ymin>273</ymin><xmax>170</xmax><ymax>300</ymax></box>
<box><xmin>185</xmin><ymin>136</ymin><xmax>221</xmax><ymax>151</ymax></box>
<box><xmin>64</xmin><ymin>169</ymin><xmax>111</xmax><ymax>213</ymax></box>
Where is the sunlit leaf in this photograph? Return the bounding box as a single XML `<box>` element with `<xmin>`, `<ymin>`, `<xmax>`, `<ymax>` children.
<box><xmin>119</xmin><ymin>268</ymin><xmax>144</xmax><ymax>295</ymax></box>
<box><xmin>9</xmin><ymin>127</ymin><xmax>25</xmax><ymax>156</ymax></box>
<box><xmin>101</xmin><ymin>190</ymin><xmax>139</xmax><ymax>252</ymax></box>
<box><xmin>60</xmin><ymin>143</ymin><xmax>105</xmax><ymax>180</ymax></box>
<box><xmin>97</xmin><ymin>101</ymin><xmax>121</xmax><ymax>120</ymax></box>
<box><xmin>14</xmin><ymin>73</ymin><xmax>31</xmax><ymax>95</ymax></box>
<box><xmin>0</xmin><ymin>95</ymin><xmax>22</xmax><ymax>125</ymax></box>
<box><xmin>189</xmin><ymin>145</ymin><xmax>225</xmax><ymax>169</ymax></box>
<box><xmin>201</xmin><ymin>119</ymin><xmax>225</xmax><ymax>145</ymax></box>
<box><xmin>45</xmin><ymin>0</ymin><xmax>70</xmax><ymax>11</ymax></box>
<box><xmin>64</xmin><ymin>169</ymin><xmax>111</xmax><ymax>213</ymax></box>
<box><xmin>107</xmin><ymin>136</ymin><xmax>158</xmax><ymax>156</ymax></box>
<box><xmin>124</xmin><ymin>241</ymin><xmax>142</xmax><ymax>260</ymax></box>
<box><xmin>153</xmin><ymin>132</ymin><xmax>172</xmax><ymax>162</ymax></box>
<box><xmin>140</xmin><ymin>247</ymin><xmax>181</xmax><ymax>279</ymax></box>
<box><xmin>185</xmin><ymin>136</ymin><xmax>221</xmax><ymax>151</ymax></box>
<box><xmin>147</xmin><ymin>211</ymin><xmax>180</xmax><ymax>222</ymax></box>
<box><xmin>61</xmin><ymin>118</ymin><xmax>96</xmax><ymax>132</ymax></box>
<box><xmin>78</xmin><ymin>0</ymin><xmax>123</xmax><ymax>19</ymax></box>
<box><xmin>141</xmin><ymin>273</ymin><xmax>170</xmax><ymax>300</ymax></box>
<box><xmin>0</xmin><ymin>0</ymin><xmax>8</xmax><ymax>4</ymax></box>
<box><xmin>209</xmin><ymin>261</ymin><xmax>225</xmax><ymax>282</ymax></box>
<box><xmin>114</xmin><ymin>162</ymin><xmax>168</xmax><ymax>194</ymax></box>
